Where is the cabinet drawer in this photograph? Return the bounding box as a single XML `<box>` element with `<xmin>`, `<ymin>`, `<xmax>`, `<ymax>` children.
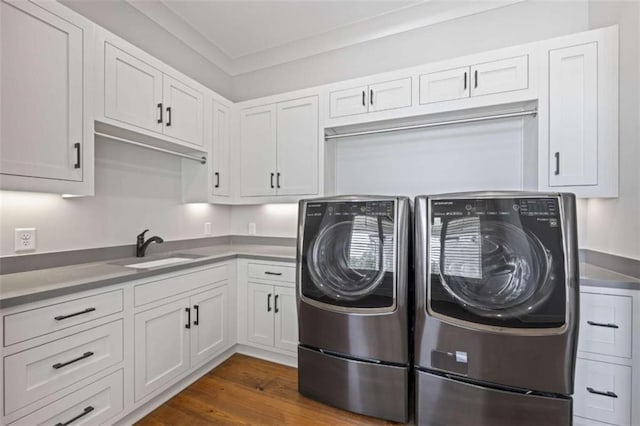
<box><xmin>574</xmin><ymin>358</ymin><xmax>631</xmax><ymax>426</ymax></box>
<box><xmin>11</xmin><ymin>369</ymin><xmax>124</xmax><ymax>426</ymax></box>
<box><xmin>4</xmin><ymin>289</ymin><xmax>123</xmax><ymax>346</ymax></box>
<box><xmin>579</xmin><ymin>293</ymin><xmax>632</xmax><ymax>358</ymax></box>
<box><xmin>247</xmin><ymin>262</ymin><xmax>295</xmax><ymax>283</ymax></box>
<box><xmin>470</xmin><ymin>55</ymin><xmax>528</xmax><ymax>97</ymax></box>
<box><xmin>4</xmin><ymin>320</ymin><xmax>123</xmax><ymax>415</ymax></box>
<box><xmin>135</xmin><ymin>263</ymin><xmax>228</xmax><ymax>307</ymax></box>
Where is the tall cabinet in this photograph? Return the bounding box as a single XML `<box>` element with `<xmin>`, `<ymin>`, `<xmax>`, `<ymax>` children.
<box><xmin>0</xmin><ymin>0</ymin><xmax>94</xmax><ymax>195</ymax></box>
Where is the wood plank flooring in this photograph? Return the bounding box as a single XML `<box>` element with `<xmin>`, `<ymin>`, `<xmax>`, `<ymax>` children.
<box><xmin>136</xmin><ymin>354</ymin><xmax>396</xmax><ymax>425</ymax></box>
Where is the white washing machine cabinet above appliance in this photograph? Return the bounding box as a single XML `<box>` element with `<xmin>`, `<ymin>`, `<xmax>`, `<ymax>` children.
<box><xmin>296</xmin><ymin>195</ymin><xmax>411</xmax><ymax>423</ymax></box>
<box><xmin>414</xmin><ymin>192</ymin><xmax>580</xmax><ymax>426</ymax></box>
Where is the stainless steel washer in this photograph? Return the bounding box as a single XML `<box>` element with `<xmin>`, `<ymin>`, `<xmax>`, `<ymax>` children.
<box><xmin>297</xmin><ymin>195</ymin><xmax>411</xmax><ymax>423</ymax></box>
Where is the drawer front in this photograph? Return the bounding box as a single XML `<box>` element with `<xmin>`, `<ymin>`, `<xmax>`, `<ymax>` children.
<box><xmin>12</xmin><ymin>369</ymin><xmax>123</xmax><ymax>426</ymax></box>
<box><xmin>574</xmin><ymin>358</ymin><xmax>631</xmax><ymax>426</ymax></box>
<box><xmin>4</xmin><ymin>290</ymin><xmax>123</xmax><ymax>346</ymax></box>
<box><xmin>579</xmin><ymin>293</ymin><xmax>632</xmax><ymax>358</ymax></box>
<box><xmin>4</xmin><ymin>320</ymin><xmax>124</xmax><ymax>415</ymax></box>
<box><xmin>135</xmin><ymin>263</ymin><xmax>228</xmax><ymax>307</ymax></box>
<box><xmin>247</xmin><ymin>262</ymin><xmax>295</xmax><ymax>284</ymax></box>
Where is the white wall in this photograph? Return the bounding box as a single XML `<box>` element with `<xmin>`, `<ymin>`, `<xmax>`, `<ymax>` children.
<box><xmin>61</xmin><ymin>0</ymin><xmax>233</xmax><ymax>100</ymax></box>
<box><xmin>0</xmin><ymin>140</ymin><xmax>230</xmax><ymax>256</ymax></box>
<box><xmin>232</xmin><ymin>1</ymin><xmax>589</xmax><ymax>101</ymax></box>
<box><xmin>230</xmin><ymin>204</ymin><xmax>299</xmax><ymax>238</ymax></box>
<box><xmin>580</xmin><ymin>0</ymin><xmax>640</xmax><ymax>260</ymax></box>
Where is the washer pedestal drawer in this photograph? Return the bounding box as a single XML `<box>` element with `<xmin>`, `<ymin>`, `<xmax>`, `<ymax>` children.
<box><xmin>415</xmin><ymin>369</ymin><xmax>572</xmax><ymax>426</ymax></box>
<box><xmin>298</xmin><ymin>345</ymin><xmax>409</xmax><ymax>423</ymax></box>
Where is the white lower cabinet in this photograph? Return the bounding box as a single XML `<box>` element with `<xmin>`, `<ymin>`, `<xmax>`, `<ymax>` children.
<box><xmin>247</xmin><ymin>283</ymin><xmax>298</xmax><ymax>352</ymax></box>
<box><xmin>575</xmin><ymin>359</ymin><xmax>631</xmax><ymax>426</ymax></box>
<box><xmin>134</xmin><ymin>282</ymin><xmax>230</xmax><ymax>401</ymax></box>
<box><xmin>12</xmin><ymin>369</ymin><xmax>124</xmax><ymax>426</ymax></box>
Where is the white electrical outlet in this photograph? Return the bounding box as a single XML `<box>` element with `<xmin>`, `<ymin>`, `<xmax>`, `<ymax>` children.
<box><xmin>248</xmin><ymin>222</ymin><xmax>256</xmax><ymax>235</ymax></box>
<box><xmin>204</xmin><ymin>222</ymin><xmax>212</xmax><ymax>235</ymax></box>
<box><xmin>15</xmin><ymin>228</ymin><xmax>36</xmax><ymax>252</ymax></box>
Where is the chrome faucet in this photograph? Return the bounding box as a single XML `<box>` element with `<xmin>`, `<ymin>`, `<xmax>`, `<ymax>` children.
<box><xmin>136</xmin><ymin>229</ymin><xmax>164</xmax><ymax>257</ymax></box>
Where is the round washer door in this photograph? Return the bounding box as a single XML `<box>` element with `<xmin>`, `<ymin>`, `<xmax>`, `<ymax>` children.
<box><xmin>437</xmin><ymin>218</ymin><xmax>553</xmax><ymax>319</ymax></box>
<box><xmin>307</xmin><ymin>216</ymin><xmax>393</xmax><ymax>303</ymax></box>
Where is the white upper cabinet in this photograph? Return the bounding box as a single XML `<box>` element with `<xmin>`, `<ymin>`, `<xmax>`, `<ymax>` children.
<box><xmin>470</xmin><ymin>56</ymin><xmax>528</xmax><ymax>97</ymax></box>
<box><xmin>162</xmin><ymin>75</ymin><xmax>204</xmax><ymax>147</ymax></box>
<box><xmin>539</xmin><ymin>26</ymin><xmax>618</xmax><ymax>197</ymax></box>
<box><xmin>419</xmin><ymin>67</ymin><xmax>470</xmax><ymax>104</ymax></box>
<box><xmin>419</xmin><ymin>56</ymin><xmax>528</xmax><ymax>104</ymax></box>
<box><xmin>98</xmin><ymin>30</ymin><xmax>206</xmax><ymax>151</ymax></box>
<box><xmin>240</xmin><ymin>95</ymin><xmax>319</xmax><ymax>199</ymax></box>
<box><xmin>330</xmin><ymin>78</ymin><xmax>411</xmax><ymax>118</ymax></box>
<box><xmin>104</xmin><ymin>43</ymin><xmax>163</xmax><ymax>134</ymax></box>
<box><xmin>276</xmin><ymin>97</ymin><xmax>319</xmax><ymax>196</ymax></box>
<box><xmin>212</xmin><ymin>102</ymin><xmax>231</xmax><ymax>197</ymax></box>
<box><xmin>240</xmin><ymin>104</ymin><xmax>278</xmax><ymax>197</ymax></box>
<box><xmin>0</xmin><ymin>0</ymin><xmax>94</xmax><ymax>195</ymax></box>
<box><xmin>548</xmin><ymin>43</ymin><xmax>598</xmax><ymax>187</ymax></box>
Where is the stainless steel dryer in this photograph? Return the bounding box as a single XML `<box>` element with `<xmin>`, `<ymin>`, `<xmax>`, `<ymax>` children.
<box><xmin>297</xmin><ymin>195</ymin><xmax>411</xmax><ymax>423</ymax></box>
<box><xmin>414</xmin><ymin>192</ymin><xmax>579</xmax><ymax>426</ymax></box>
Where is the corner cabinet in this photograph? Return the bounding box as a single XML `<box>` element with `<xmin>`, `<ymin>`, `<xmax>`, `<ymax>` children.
<box><xmin>240</xmin><ymin>96</ymin><xmax>319</xmax><ymax>198</ymax></box>
<box><xmin>0</xmin><ymin>0</ymin><xmax>94</xmax><ymax>195</ymax></box>
<box><xmin>539</xmin><ymin>26</ymin><xmax>619</xmax><ymax>197</ymax></box>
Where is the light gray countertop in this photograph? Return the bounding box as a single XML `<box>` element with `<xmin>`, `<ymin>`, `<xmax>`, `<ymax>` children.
<box><xmin>0</xmin><ymin>244</ymin><xmax>295</xmax><ymax>308</ymax></box>
<box><xmin>580</xmin><ymin>262</ymin><xmax>640</xmax><ymax>290</ymax></box>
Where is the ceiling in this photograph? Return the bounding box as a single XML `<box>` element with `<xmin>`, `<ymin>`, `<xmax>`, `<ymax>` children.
<box><xmin>128</xmin><ymin>0</ymin><xmax>522</xmax><ymax>76</ymax></box>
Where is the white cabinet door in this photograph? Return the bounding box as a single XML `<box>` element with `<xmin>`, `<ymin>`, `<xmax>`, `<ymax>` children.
<box><xmin>162</xmin><ymin>74</ymin><xmax>204</xmax><ymax>147</ymax></box>
<box><xmin>134</xmin><ymin>298</ymin><xmax>190</xmax><ymax>401</ymax></box>
<box><xmin>419</xmin><ymin>67</ymin><xmax>470</xmax><ymax>104</ymax></box>
<box><xmin>574</xmin><ymin>358</ymin><xmax>632</xmax><ymax>426</ymax></box>
<box><xmin>470</xmin><ymin>55</ymin><xmax>528</xmax><ymax>97</ymax></box>
<box><xmin>0</xmin><ymin>0</ymin><xmax>83</xmax><ymax>182</ymax></box>
<box><xmin>274</xmin><ymin>286</ymin><xmax>298</xmax><ymax>353</ymax></box>
<box><xmin>276</xmin><ymin>96</ymin><xmax>319</xmax><ymax>196</ymax></box>
<box><xmin>246</xmin><ymin>282</ymin><xmax>274</xmax><ymax>347</ymax></box>
<box><xmin>211</xmin><ymin>102</ymin><xmax>230</xmax><ymax>196</ymax></box>
<box><xmin>329</xmin><ymin>86</ymin><xmax>368</xmax><ymax>118</ymax></box>
<box><xmin>548</xmin><ymin>43</ymin><xmax>598</xmax><ymax>187</ymax></box>
<box><xmin>368</xmin><ymin>78</ymin><xmax>412</xmax><ymax>112</ymax></box>
<box><xmin>190</xmin><ymin>285</ymin><xmax>228</xmax><ymax>367</ymax></box>
<box><xmin>104</xmin><ymin>43</ymin><xmax>163</xmax><ymax>134</ymax></box>
<box><xmin>240</xmin><ymin>105</ymin><xmax>277</xmax><ymax>196</ymax></box>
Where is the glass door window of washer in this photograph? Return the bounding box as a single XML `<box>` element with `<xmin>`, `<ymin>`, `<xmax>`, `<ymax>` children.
<box><xmin>428</xmin><ymin>197</ymin><xmax>567</xmax><ymax>329</ymax></box>
<box><xmin>301</xmin><ymin>200</ymin><xmax>396</xmax><ymax>310</ymax></box>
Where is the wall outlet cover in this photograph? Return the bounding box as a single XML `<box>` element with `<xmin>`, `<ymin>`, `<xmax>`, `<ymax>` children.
<box><xmin>15</xmin><ymin>228</ymin><xmax>36</xmax><ymax>252</ymax></box>
<box><xmin>248</xmin><ymin>222</ymin><xmax>257</xmax><ymax>235</ymax></box>
<box><xmin>204</xmin><ymin>222</ymin><xmax>212</xmax><ymax>235</ymax></box>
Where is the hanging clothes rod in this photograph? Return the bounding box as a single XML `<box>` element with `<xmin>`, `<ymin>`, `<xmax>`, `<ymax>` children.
<box><xmin>95</xmin><ymin>131</ymin><xmax>207</xmax><ymax>164</ymax></box>
<box><xmin>324</xmin><ymin>109</ymin><xmax>538</xmax><ymax>140</ymax></box>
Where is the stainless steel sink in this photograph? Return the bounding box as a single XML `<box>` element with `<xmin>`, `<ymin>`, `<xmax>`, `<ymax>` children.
<box><xmin>110</xmin><ymin>253</ymin><xmax>204</xmax><ymax>269</ymax></box>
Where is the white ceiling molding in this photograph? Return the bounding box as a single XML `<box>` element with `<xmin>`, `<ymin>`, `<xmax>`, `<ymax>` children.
<box><xmin>129</xmin><ymin>0</ymin><xmax>525</xmax><ymax>77</ymax></box>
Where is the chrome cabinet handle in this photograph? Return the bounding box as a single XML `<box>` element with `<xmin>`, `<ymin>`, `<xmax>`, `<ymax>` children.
<box><xmin>267</xmin><ymin>294</ymin><xmax>272</xmax><ymax>312</ymax></box>
<box><xmin>157</xmin><ymin>103</ymin><xmax>163</xmax><ymax>123</ymax></box>
<box><xmin>55</xmin><ymin>307</ymin><xmax>96</xmax><ymax>321</ymax></box>
<box><xmin>587</xmin><ymin>320</ymin><xmax>619</xmax><ymax>329</ymax></box>
<box><xmin>55</xmin><ymin>406</ymin><xmax>94</xmax><ymax>426</ymax></box>
<box><xmin>264</xmin><ymin>271</ymin><xmax>282</xmax><ymax>276</ymax></box>
<box><xmin>185</xmin><ymin>307</ymin><xmax>191</xmax><ymax>329</ymax></box>
<box><xmin>74</xmin><ymin>143</ymin><xmax>81</xmax><ymax>169</ymax></box>
<box><xmin>587</xmin><ymin>387</ymin><xmax>618</xmax><ymax>398</ymax></box>
<box><xmin>194</xmin><ymin>305</ymin><xmax>199</xmax><ymax>326</ymax></box>
<box><xmin>52</xmin><ymin>351</ymin><xmax>94</xmax><ymax>369</ymax></box>
<box><xmin>274</xmin><ymin>294</ymin><xmax>279</xmax><ymax>313</ymax></box>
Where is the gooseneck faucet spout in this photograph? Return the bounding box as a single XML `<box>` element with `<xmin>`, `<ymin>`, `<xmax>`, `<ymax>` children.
<box><xmin>136</xmin><ymin>229</ymin><xmax>164</xmax><ymax>257</ymax></box>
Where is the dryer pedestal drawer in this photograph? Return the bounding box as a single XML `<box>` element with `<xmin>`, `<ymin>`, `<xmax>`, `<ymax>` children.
<box><xmin>247</xmin><ymin>262</ymin><xmax>295</xmax><ymax>283</ymax></box>
<box><xmin>574</xmin><ymin>358</ymin><xmax>631</xmax><ymax>426</ymax></box>
<box><xmin>3</xmin><ymin>320</ymin><xmax>124</xmax><ymax>415</ymax></box>
<box><xmin>11</xmin><ymin>369</ymin><xmax>124</xmax><ymax>426</ymax></box>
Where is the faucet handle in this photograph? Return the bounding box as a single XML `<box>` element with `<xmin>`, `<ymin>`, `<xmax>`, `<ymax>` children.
<box><xmin>137</xmin><ymin>229</ymin><xmax>149</xmax><ymax>239</ymax></box>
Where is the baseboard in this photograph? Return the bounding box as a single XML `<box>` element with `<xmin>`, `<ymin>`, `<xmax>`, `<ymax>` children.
<box><xmin>236</xmin><ymin>344</ymin><xmax>298</xmax><ymax>367</ymax></box>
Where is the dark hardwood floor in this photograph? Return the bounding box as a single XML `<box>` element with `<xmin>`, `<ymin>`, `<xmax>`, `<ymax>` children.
<box><xmin>136</xmin><ymin>354</ymin><xmax>396</xmax><ymax>425</ymax></box>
